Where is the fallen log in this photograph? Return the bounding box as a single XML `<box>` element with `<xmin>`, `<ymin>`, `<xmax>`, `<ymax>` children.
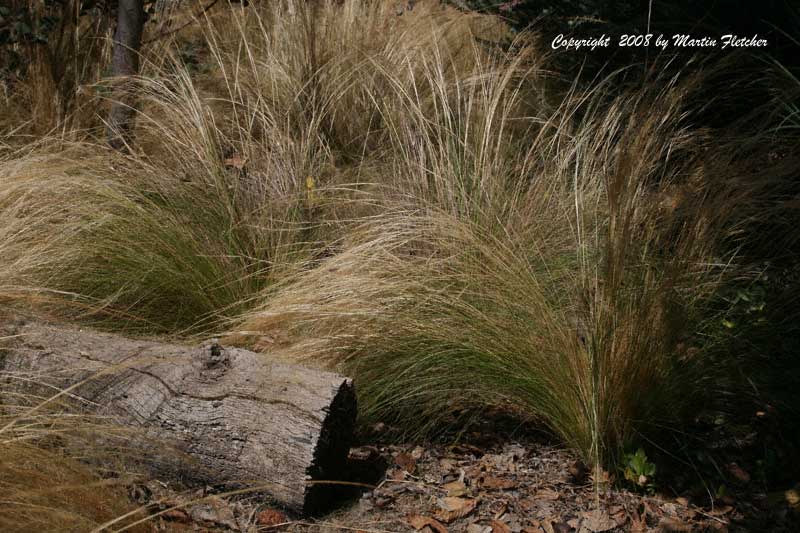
<box><xmin>0</xmin><ymin>320</ymin><xmax>356</xmax><ymax>515</ymax></box>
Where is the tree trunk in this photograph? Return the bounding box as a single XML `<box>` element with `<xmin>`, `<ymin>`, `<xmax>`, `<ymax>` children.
<box><xmin>106</xmin><ymin>0</ymin><xmax>145</xmax><ymax>150</ymax></box>
<box><xmin>0</xmin><ymin>320</ymin><xmax>356</xmax><ymax>515</ymax></box>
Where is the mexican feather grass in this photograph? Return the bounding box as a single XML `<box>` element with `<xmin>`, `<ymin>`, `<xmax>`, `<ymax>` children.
<box><xmin>1</xmin><ymin>0</ymin><xmax>797</xmax><ymax>488</ymax></box>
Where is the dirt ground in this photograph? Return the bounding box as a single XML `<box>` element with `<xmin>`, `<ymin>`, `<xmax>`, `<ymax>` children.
<box><xmin>137</xmin><ymin>435</ymin><xmax>799</xmax><ymax>533</ymax></box>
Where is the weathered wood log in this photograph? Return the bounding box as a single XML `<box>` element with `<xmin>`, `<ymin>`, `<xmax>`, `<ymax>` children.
<box><xmin>0</xmin><ymin>320</ymin><xmax>356</xmax><ymax>515</ymax></box>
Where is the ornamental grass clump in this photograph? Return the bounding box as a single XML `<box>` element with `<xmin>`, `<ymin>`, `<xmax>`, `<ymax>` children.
<box><xmin>1</xmin><ymin>0</ymin><xmax>795</xmax><ymax>477</ymax></box>
<box><xmin>0</xmin><ymin>65</ymin><xmax>328</xmax><ymax>333</ymax></box>
<box><xmin>0</xmin><ymin>0</ymin><xmax>504</xmax><ymax>334</ymax></box>
<box><xmin>235</xmin><ymin>59</ymin><xmax>781</xmax><ymax>468</ymax></box>
<box><xmin>198</xmin><ymin>0</ymin><xmax>507</xmax><ymax>158</ymax></box>
<box><xmin>0</xmin><ymin>380</ymin><xmax>149</xmax><ymax>533</ymax></box>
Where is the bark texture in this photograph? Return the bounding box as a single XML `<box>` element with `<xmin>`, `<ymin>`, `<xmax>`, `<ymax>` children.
<box><xmin>0</xmin><ymin>320</ymin><xmax>356</xmax><ymax>514</ymax></box>
<box><xmin>106</xmin><ymin>0</ymin><xmax>145</xmax><ymax>150</ymax></box>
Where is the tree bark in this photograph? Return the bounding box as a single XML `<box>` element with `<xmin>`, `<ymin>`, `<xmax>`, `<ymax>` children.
<box><xmin>106</xmin><ymin>0</ymin><xmax>145</xmax><ymax>150</ymax></box>
<box><xmin>0</xmin><ymin>320</ymin><xmax>356</xmax><ymax>515</ymax></box>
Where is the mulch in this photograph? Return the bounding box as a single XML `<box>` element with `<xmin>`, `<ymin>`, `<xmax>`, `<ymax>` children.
<box><xmin>139</xmin><ymin>436</ymin><xmax>799</xmax><ymax>532</ymax></box>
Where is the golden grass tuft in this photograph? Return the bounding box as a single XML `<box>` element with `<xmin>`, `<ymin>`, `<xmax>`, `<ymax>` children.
<box><xmin>0</xmin><ymin>443</ymin><xmax>145</xmax><ymax>532</ymax></box>
<box><xmin>234</xmin><ymin>58</ymin><xmax>795</xmax><ymax>466</ymax></box>
<box><xmin>0</xmin><ymin>358</ymin><xmax>149</xmax><ymax>532</ymax></box>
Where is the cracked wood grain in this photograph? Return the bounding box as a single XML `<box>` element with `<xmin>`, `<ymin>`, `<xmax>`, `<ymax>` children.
<box><xmin>0</xmin><ymin>320</ymin><xmax>356</xmax><ymax>514</ymax></box>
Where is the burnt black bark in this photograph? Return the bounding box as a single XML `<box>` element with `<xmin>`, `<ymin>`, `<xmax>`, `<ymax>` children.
<box><xmin>106</xmin><ymin>0</ymin><xmax>145</xmax><ymax>150</ymax></box>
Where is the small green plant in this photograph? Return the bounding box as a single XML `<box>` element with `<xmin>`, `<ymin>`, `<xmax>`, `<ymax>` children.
<box><xmin>719</xmin><ymin>279</ymin><xmax>768</xmax><ymax>330</ymax></box>
<box><xmin>622</xmin><ymin>448</ymin><xmax>657</xmax><ymax>492</ymax></box>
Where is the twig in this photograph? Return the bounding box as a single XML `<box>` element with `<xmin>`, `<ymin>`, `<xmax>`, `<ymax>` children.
<box><xmin>691</xmin><ymin>508</ymin><xmax>731</xmax><ymax>525</ymax></box>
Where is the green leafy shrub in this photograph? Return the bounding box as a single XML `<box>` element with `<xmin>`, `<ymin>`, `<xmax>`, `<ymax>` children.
<box><xmin>622</xmin><ymin>448</ymin><xmax>657</xmax><ymax>492</ymax></box>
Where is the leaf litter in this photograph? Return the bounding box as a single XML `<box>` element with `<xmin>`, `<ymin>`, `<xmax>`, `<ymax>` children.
<box><xmin>128</xmin><ymin>438</ymin><xmax>798</xmax><ymax>532</ymax></box>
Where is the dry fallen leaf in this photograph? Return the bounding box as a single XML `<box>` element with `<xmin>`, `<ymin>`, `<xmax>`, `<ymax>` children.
<box><xmin>708</xmin><ymin>520</ymin><xmax>729</xmax><ymax>532</ymax></box>
<box><xmin>349</xmin><ymin>446</ymin><xmax>380</xmax><ymax>461</ymax></box>
<box><xmin>523</xmin><ymin>520</ymin><xmax>544</xmax><ymax>533</ymax></box>
<box><xmin>373</xmin><ymin>494</ymin><xmax>395</xmax><ymax>508</ymax></box>
<box><xmin>443</xmin><ymin>480</ymin><xmax>468</xmax><ymax>497</ymax></box>
<box><xmin>408</xmin><ymin>514</ymin><xmax>448</xmax><ymax>533</ymax></box>
<box><xmin>395</xmin><ymin>452</ymin><xmax>417</xmax><ymax>473</ymax></box>
<box><xmin>162</xmin><ymin>508</ymin><xmax>190</xmax><ymax>522</ymax></box>
<box><xmin>591</xmin><ymin>465</ymin><xmax>612</xmax><ymax>486</ymax></box>
<box><xmin>490</xmin><ymin>501</ymin><xmax>507</xmax><ymax>519</ymax></box>
<box><xmin>256</xmin><ymin>508</ymin><xmax>288</xmax><ymax>526</ymax></box>
<box><xmin>708</xmin><ymin>505</ymin><xmax>734</xmax><ymax>516</ymax></box>
<box><xmin>481</xmin><ymin>476</ymin><xmax>518</xmax><ymax>490</ymax></box>
<box><xmin>629</xmin><ymin>509</ymin><xmax>647</xmax><ymax>533</ymax></box>
<box><xmin>187</xmin><ymin>496</ymin><xmax>238</xmax><ymax>530</ymax></box>
<box><xmin>610</xmin><ymin>508</ymin><xmax>628</xmax><ymax>527</ymax></box>
<box><xmin>408</xmin><ymin>516</ymin><xmax>424</xmax><ymax>527</ymax></box>
<box><xmin>435</xmin><ymin>497</ymin><xmax>478</xmax><ymax>523</ymax></box>
<box><xmin>552</xmin><ymin>522</ymin><xmax>572</xmax><ymax>533</ymax></box>
<box><xmin>785</xmin><ymin>485</ymin><xmax>800</xmax><ymax>510</ymax></box>
<box><xmin>657</xmin><ymin>517</ymin><xmax>693</xmax><ymax>532</ymax></box>
<box><xmin>440</xmin><ymin>458</ymin><xmax>457</xmax><ymax>471</ymax></box>
<box><xmin>580</xmin><ymin>510</ymin><xmax>616</xmax><ymax>532</ymax></box>
<box><xmin>568</xmin><ymin>459</ymin><xmax>588</xmax><ymax>484</ymax></box>
<box><xmin>490</xmin><ymin>519</ymin><xmax>511</xmax><ymax>533</ymax></box>
<box><xmin>439</xmin><ymin>496</ymin><xmax>472</xmax><ymax>510</ymax></box>
<box><xmin>411</xmin><ymin>445</ymin><xmax>426</xmax><ymax>459</ymax></box>
<box><xmin>767</xmin><ymin>486</ymin><xmax>800</xmax><ymax>510</ymax></box>
<box><xmin>534</xmin><ymin>488</ymin><xmax>560</xmax><ymax>501</ymax></box>
<box><xmin>727</xmin><ymin>462</ymin><xmax>751</xmax><ymax>484</ymax></box>
<box><xmin>661</xmin><ymin>503</ymin><xmax>678</xmax><ymax>516</ymax></box>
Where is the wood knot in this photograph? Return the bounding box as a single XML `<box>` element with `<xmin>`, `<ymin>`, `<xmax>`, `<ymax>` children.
<box><xmin>205</xmin><ymin>339</ymin><xmax>230</xmax><ymax>370</ymax></box>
